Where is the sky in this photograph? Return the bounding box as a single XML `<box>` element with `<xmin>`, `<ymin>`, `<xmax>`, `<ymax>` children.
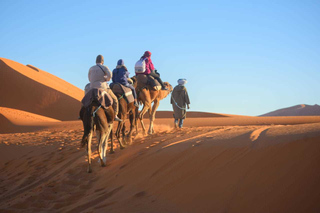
<box><xmin>1</xmin><ymin>0</ymin><xmax>319</xmax><ymax>116</ymax></box>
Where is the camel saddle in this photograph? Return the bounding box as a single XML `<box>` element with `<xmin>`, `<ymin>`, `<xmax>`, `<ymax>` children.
<box><xmin>110</xmin><ymin>83</ymin><xmax>134</xmax><ymax>104</ymax></box>
<box><xmin>81</xmin><ymin>88</ymin><xmax>113</xmax><ymax>108</ymax></box>
<box><xmin>136</xmin><ymin>74</ymin><xmax>161</xmax><ymax>91</ymax></box>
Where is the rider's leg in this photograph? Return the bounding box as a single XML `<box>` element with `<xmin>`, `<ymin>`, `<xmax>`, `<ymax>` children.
<box><xmin>106</xmin><ymin>88</ymin><xmax>122</xmax><ymax>122</ymax></box>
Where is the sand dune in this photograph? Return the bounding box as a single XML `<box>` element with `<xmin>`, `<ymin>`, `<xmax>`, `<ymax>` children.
<box><xmin>260</xmin><ymin>104</ymin><xmax>320</xmax><ymax>116</ymax></box>
<box><xmin>1</xmin><ymin>117</ymin><xmax>320</xmax><ymax>212</ymax></box>
<box><xmin>1</xmin><ymin>58</ymin><xmax>320</xmax><ymax>212</ymax></box>
<box><xmin>0</xmin><ymin>58</ymin><xmax>83</xmax><ymax>121</ymax></box>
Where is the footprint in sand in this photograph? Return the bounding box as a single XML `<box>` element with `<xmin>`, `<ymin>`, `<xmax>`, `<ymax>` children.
<box><xmin>192</xmin><ymin>140</ymin><xmax>202</xmax><ymax>147</ymax></box>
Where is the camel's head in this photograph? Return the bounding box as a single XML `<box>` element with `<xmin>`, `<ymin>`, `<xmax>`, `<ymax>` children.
<box><xmin>130</xmin><ymin>76</ymin><xmax>137</xmax><ymax>88</ymax></box>
<box><xmin>163</xmin><ymin>82</ymin><xmax>173</xmax><ymax>93</ymax></box>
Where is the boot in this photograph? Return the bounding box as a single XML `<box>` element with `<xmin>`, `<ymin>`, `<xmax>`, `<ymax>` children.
<box><xmin>174</xmin><ymin>119</ymin><xmax>178</xmax><ymax>128</ymax></box>
<box><xmin>179</xmin><ymin>119</ymin><xmax>184</xmax><ymax>128</ymax></box>
<box><xmin>134</xmin><ymin>99</ymin><xmax>139</xmax><ymax>107</ymax></box>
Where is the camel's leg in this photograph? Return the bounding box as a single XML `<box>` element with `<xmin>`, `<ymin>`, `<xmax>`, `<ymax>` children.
<box><xmin>140</xmin><ymin>117</ymin><xmax>146</xmax><ymax>135</ymax></box>
<box><xmin>115</xmin><ymin>121</ymin><xmax>123</xmax><ymax>151</ymax></box>
<box><xmin>148</xmin><ymin>100</ymin><xmax>159</xmax><ymax>135</ymax></box>
<box><xmin>134</xmin><ymin>107</ymin><xmax>139</xmax><ymax>135</ymax></box>
<box><xmin>100</xmin><ymin>123</ymin><xmax>113</xmax><ymax>166</ymax></box>
<box><xmin>115</xmin><ymin>113</ymin><xmax>127</xmax><ymax>149</ymax></box>
<box><xmin>139</xmin><ymin>95</ymin><xmax>152</xmax><ymax>135</ymax></box>
<box><xmin>87</xmin><ymin>130</ymin><xmax>93</xmax><ymax>173</ymax></box>
<box><xmin>139</xmin><ymin>104</ymin><xmax>150</xmax><ymax>135</ymax></box>
<box><xmin>127</xmin><ymin>111</ymin><xmax>135</xmax><ymax>144</ymax></box>
<box><xmin>109</xmin><ymin>129</ymin><xmax>114</xmax><ymax>154</ymax></box>
<box><xmin>95</xmin><ymin>130</ymin><xmax>101</xmax><ymax>152</ymax></box>
<box><xmin>135</xmin><ymin>114</ymin><xmax>138</xmax><ymax>135</ymax></box>
<box><xmin>115</xmin><ymin>121</ymin><xmax>121</xmax><ymax>142</ymax></box>
<box><xmin>121</xmin><ymin>122</ymin><xmax>126</xmax><ymax>148</ymax></box>
<box><xmin>117</xmin><ymin>121</ymin><xmax>127</xmax><ymax>149</ymax></box>
<box><xmin>98</xmin><ymin>130</ymin><xmax>108</xmax><ymax>167</ymax></box>
<box><xmin>117</xmin><ymin>122</ymin><xmax>127</xmax><ymax>149</ymax></box>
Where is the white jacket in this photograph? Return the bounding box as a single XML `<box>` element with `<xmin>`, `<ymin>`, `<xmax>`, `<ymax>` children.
<box><xmin>88</xmin><ymin>63</ymin><xmax>112</xmax><ymax>90</ymax></box>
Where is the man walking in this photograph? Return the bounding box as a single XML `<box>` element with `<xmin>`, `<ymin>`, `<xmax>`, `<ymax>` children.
<box><xmin>171</xmin><ymin>79</ymin><xmax>190</xmax><ymax>128</ymax></box>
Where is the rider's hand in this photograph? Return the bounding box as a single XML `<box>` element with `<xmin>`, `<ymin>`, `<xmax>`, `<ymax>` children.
<box><xmin>187</xmin><ymin>105</ymin><xmax>190</xmax><ymax>109</ymax></box>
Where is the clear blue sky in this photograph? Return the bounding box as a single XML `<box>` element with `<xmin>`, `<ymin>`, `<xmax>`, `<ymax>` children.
<box><xmin>1</xmin><ymin>0</ymin><xmax>319</xmax><ymax>116</ymax></box>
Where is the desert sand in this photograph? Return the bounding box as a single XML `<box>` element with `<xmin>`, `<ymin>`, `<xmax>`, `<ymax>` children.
<box><xmin>1</xmin><ymin>58</ymin><xmax>320</xmax><ymax>212</ymax></box>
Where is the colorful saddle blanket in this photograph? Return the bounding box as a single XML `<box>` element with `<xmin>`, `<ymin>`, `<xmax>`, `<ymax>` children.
<box><xmin>81</xmin><ymin>88</ymin><xmax>113</xmax><ymax>109</ymax></box>
<box><xmin>110</xmin><ymin>83</ymin><xmax>134</xmax><ymax>104</ymax></box>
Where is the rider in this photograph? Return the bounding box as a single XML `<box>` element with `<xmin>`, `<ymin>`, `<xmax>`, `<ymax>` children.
<box><xmin>136</xmin><ymin>51</ymin><xmax>168</xmax><ymax>90</ymax></box>
<box><xmin>88</xmin><ymin>55</ymin><xmax>122</xmax><ymax>122</ymax></box>
<box><xmin>112</xmin><ymin>59</ymin><xmax>139</xmax><ymax>107</ymax></box>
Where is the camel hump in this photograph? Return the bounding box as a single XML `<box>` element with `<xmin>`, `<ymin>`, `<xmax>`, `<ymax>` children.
<box><xmin>136</xmin><ymin>74</ymin><xmax>161</xmax><ymax>91</ymax></box>
<box><xmin>136</xmin><ymin>74</ymin><xmax>149</xmax><ymax>84</ymax></box>
<box><xmin>81</xmin><ymin>88</ymin><xmax>113</xmax><ymax>108</ymax></box>
<box><xmin>111</xmin><ymin>83</ymin><xmax>134</xmax><ymax>103</ymax></box>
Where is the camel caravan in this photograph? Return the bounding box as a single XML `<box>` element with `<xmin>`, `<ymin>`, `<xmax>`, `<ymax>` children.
<box><xmin>80</xmin><ymin>52</ymin><xmax>173</xmax><ymax>172</ymax></box>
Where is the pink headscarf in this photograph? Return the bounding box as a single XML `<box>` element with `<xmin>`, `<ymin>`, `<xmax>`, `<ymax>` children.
<box><xmin>142</xmin><ymin>51</ymin><xmax>151</xmax><ymax>59</ymax></box>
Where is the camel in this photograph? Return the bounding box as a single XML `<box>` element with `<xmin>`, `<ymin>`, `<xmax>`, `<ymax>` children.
<box><xmin>80</xmin><ymin>100</ymin><xmax>114</xmax><ymax>173</ymax></box>
<box><xmin>134</xmin><ymin>78</ymin><xmax>173</xmax><ymax>135</ymax></box>
<box><xmin>111</xmin><ymin>84</ymin><xmax>138</xmax><ymax>147</ymax></box>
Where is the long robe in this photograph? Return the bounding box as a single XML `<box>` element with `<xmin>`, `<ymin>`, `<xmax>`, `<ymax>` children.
<box><xmin>171</xmin><ymin>85</ymin><xmax>190</xmax><ymax>119</ymax></box>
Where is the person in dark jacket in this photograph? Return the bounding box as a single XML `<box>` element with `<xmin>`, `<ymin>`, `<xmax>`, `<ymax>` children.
<box><xmin>112</xmin><ymin>59</ymin><xmax>139</xmax><ymax>107</ymax></box>
<box><xmin>136</xmin><ymin>51</ymin><xmax>168</xmax><ymax>90</ymax></box>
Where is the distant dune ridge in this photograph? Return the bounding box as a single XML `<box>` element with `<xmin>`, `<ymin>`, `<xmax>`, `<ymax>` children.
<box><xmin>0</xmin><ymin>58</ymin><xmax>83</xmax><ymax>122</ymax></box>
<box><xmin>260</xmin><ymin>104</ymin><xmax>320</xmax><ymax>116</ymax></box>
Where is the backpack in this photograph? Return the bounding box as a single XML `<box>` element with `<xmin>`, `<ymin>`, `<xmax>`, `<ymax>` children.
<box><xmin>135</xmin><ymin>58</ymin><xmax>147</xmax><ymax>73</ymax></box>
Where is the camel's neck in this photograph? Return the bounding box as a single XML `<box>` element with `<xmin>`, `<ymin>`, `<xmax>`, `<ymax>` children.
<box><xmin>159</xmin><ymin>90</ymin><xmax>171</xmax><ymax>100</ymax></box>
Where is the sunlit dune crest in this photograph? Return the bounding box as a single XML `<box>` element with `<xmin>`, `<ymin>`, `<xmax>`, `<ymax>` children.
<box><xmin>299</xmin><ymin>104</ymin><xmax>306</xmax><ymax>109</ymax></box>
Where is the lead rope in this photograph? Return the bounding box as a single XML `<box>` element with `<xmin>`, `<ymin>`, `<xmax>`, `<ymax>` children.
<box><xmin>92</xmin><ymin>105</ymin><xmax>102</xmax><ymax>118</ymax></box>
<box><xmin>171</xmin><ymin>95</ymin><xmax>186</xmax><ymax>110</ymax></box>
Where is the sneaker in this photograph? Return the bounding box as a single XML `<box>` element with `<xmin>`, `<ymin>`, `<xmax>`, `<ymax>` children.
<box><xmin>134</xmin><ymin>100</ymin><xmax>139</xmax><ymax>107</ymax></box>
<box><xmin>115</xmin><ymin>116</ymin><xmax>123</xmax><ymax>122</ymax></box>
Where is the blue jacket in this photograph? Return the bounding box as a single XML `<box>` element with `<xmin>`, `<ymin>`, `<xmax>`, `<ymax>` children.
<box><xmin>112</xmin><ymin>66</ymin><xmax>130</xmax><ymax>86</ymax></box>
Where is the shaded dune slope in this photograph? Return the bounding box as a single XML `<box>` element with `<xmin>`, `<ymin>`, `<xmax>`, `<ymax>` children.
<box><xmin>0</xmin><ymin>107</ymin><xmax>59</xmax><ymax>134</ymax></box>
<box><xmin>0</xmin><ymin>58</ymin><xmax>83</xmax><ymax>121</ymax></box>
<box><xmin>0</xmin><ymin>113</ymin><xmax>47</xmax><ymax>134</ymax></box>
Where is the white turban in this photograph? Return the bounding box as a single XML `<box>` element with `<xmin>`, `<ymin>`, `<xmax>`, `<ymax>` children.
<box><xmin>178</xmin><ymin>78</ymin><xmax>187</xmax><ymax>86</ymax></box>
